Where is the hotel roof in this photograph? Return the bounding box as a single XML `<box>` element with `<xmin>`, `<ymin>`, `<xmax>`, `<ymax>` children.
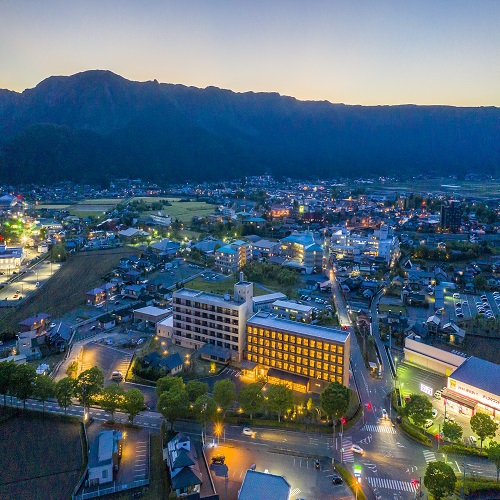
<box><xmin>248</xmin><ymin>312</ymin><xmax>349</xmax><ymax>343</ymax></box>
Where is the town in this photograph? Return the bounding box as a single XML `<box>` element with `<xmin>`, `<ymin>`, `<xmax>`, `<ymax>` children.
<box><xmin>0</xmin><ymin>175</ymin><xmax>500</xmax><ymax>500</ymax></box>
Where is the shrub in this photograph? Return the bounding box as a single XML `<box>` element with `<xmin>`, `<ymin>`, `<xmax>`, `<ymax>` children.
<box><xmin>441</xmin><ymin>444</ymin><xmax>488</xmax><ymax>458</ymax></box>
<box><xmin>400</xmin><ymin>420</ymin><xmax>431</xmax><ymax>446</ymax></box>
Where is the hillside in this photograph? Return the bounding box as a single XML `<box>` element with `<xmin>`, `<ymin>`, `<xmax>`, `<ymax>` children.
<box><xmin>0</xmin><ymin>70</ymin><xmax>499</xmax><ymax>184</ymax></box>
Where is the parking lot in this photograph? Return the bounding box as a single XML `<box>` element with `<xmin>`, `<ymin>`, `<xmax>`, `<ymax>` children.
<box><xmin>442</xmin><ymin>290</ymin><xmax>500</xmax><ymax>322</ymax></box>
<box><xmin>206</xmin><ymin>440</ymin><xmax>353</xmax><ymax>500</ymax></box>
<box><xmin>82</xmin><ymin>341</ymin><xmax>133</xmax><ymax>386</ymax></box>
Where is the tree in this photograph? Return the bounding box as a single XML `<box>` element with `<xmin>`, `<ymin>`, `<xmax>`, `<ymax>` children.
<box><xmin>266</xmin><ymin>384</ymin><xmax>293</xmax><ymax>422</ymax></box>
<box><xmin>193</xmin><ymin>394</ymin><xmax>218</xmax><ymax>429</ymax></box>
<box><xmin>442</xmin><ymin>420</ymin><xmax>463</xmax><ymax>443</ymax></box>
<box><xmin>0</xmin><ymin>361</ymin><xmax>16</xmax><ymax>406</ymax></box>
<box><xmin>12</xmin><ymin>364</ymin><xmax>36</xmax><ymax>409</ymax></box>
<box><xmin>55</xmin><ymin>377</ymin><xmax>74</xmax><ymax>414</ymax></box>
<box><xmin>186</xmin><ymin>380</ymin><xmax>209</xmax><ymax>403</ymax></box>
<box><xmin>100</xmin><ymin>383</ymin><xmax>125</xmax><ymax>423</ymax></box>
<box><xmin>74</xmin><ymin>367</ymin><xmax>104</xmax><ymax>411</ymax></box>
<box><xmin>66</xmin><ymin>361</ymin><xmax>79</xmax><ymax>379</ymax></box>
<box><xmin>33</xmin><ymin>374</ymin><xmax>55</xmax><ymax>412</ymax></box>
<box><xmin>423</xmin><ymin>461</ymin><xmax>457</xmax><ymax>500</ymax></box>
<box><xmin>158</xmin><ymin>387</ymin><xmax>189</xmax><ymax>431</ymax></box>
<box><xmin>320</xmin><ymin>382</ymin><xmax>350</xmax><ymax>425</ymax></box>
<box><xmin>474</xmin><ymin>273</ymin><xmax>488</xmax><ymax>292</ymax></box>
<box><xmin>404</xmin><ymin>394</ymin><xmax>433</xmax><ymax>428</ymax></box>
<box><xmin>238</xmin><ymin>383</ymin><xmax>264</xmax><ymax>420</ymax></box>
<box><xmin>470</xmin><ymin>412</ymin><xmax>498</xmax><ymax>452</ymax></box>
<box><xmin>124</xmin><ymin>388</ymin><xmax>145</xmax><ymax>424</ymax></box>
<box><xmin>213</xmin><ymin>379</ymin><xmax>236</xmax><ymax>416</ymax></box>
<box><xmin>156</xmin><ymin>376</ymin><xmax>185</xmax><ymax>396</ymax></box>
<box><xmin>487</xmin><ymin>441</ymin><xmax>500</xmax><ymax>482</ymax></box>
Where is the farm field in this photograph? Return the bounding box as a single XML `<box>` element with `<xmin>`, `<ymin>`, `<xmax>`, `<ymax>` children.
<box><xmin>0</xmin><ymin>409</ymin><xmax>83</xmax><ymax>500</ymax></box>
<box><xmin>135</xmin><ymin>198</ymin><xmax>217</xmax><ymax>224</ymax></box>
<box><xmin>0</xmin><ymin>246</ymin><xmax>140</xmax><ymax>336</ymax></box>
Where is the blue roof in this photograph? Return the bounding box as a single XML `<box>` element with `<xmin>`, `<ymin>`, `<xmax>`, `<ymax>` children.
<box><xmin>217</xmin><ymin>246</ymin><xmax>236</xmax><ymax>254</ymax></box>
<box><xmin>450</xmin><ymin>357</ymin><xmax>500</xmax><ymax>396</ymax></box>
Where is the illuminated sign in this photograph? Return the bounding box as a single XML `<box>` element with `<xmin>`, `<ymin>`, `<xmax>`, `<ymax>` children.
<box><xmin>420</xmin><ymin>383</ymin><xmax>433</xmax><ymax>396</ymax></box>
<box><xmin>354</xmin><ymin>465</ymin><xmax>362</xmax><ymax>477</ymax></box>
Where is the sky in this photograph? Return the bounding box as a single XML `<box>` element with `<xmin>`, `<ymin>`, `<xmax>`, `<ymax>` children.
<box><xmin>0</xmin><ymin>0</ymin><xmax>499</xmax><ymax>106</ymax></box>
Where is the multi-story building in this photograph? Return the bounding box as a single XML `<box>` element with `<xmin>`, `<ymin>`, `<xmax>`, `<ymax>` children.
<box><xmin>280</xmin><ymin>232</ymin><xmax>324</xmax><ymax>274</ymax></box>
<box><xmin>271</xmin><ymin>300</ymin><xmax>313</xmax><ymax>323</ymax></box>
<box><xmin>244</xmin><ymin>313</ymin><xmax>350</xmax><ymax>393</ymax></box>
<box><xmin>172</xmin><ymin>276</ymin><xmax>254</xmax><ymax>363</ymax></box>
<box><xmin>0</xmin><ymin>244</ymin><xmax>24</xmax><ymax>271</ymax></box>
<box><xmin>214</xmin><ymin>240</ymin><xmax>251</xmax><ymax>274</ymax></box>
<box><xmin>440</xmin><ymin>200</ymin><xmax>462</xmax><ymax>233</ymax></box>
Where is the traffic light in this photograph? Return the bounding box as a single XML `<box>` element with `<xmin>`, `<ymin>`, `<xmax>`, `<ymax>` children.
<box><xmin>366</xmin><ymin>403</ymin><xmax>372</xmax><ymax>410</ymax></box>
<box><xmin>341</xmin><ymin>417</ymin><xmax>347</xmax><ymax>425</ymax></box>
<box><xmin>411</xmin><ymin>479</ymin><xmax>419</xmax><ymax>486</ymax></box>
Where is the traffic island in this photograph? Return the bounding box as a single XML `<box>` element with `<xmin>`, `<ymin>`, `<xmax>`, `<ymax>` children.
<box><xmin>335</xmin><ymin>463</ymin><xmax>368</xmax><ymax>500</ymax></box>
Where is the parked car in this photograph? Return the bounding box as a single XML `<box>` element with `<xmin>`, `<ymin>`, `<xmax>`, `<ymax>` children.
<box><xmin>382</xmin><ymin>409</ymin><xmax>388</xmax><ymax>419</ymax></box>
<box><xmin>424</xmin><ymin>419</ymin><xmax>434</xmax><ymax>429</ymax></box>
<box><xmin>434</xmin><ymin>391</ymin><xmax>442</xmax><ymax>400</ymax></box>
<box><xmin>242</xmin><ymin>427</ymin><xmax>253</xmax><ymax>436</ymax></box>
<box><xmin>432</xmin><ymin>408</ymin><xmax>438</xmax><ymax>418</ymax></box>
<box><xmin>332</xmin><ymin>474</ymin><xmax>343</xmax><ymax>485</ymax></box>
<box><xmin>453</xmin><ymin>293</ymin><xmax>460</xmax><ymax>299</ymax></box>
<box><xmin>469</xmin><ymin>436</ymin><xmax>477</xmax><ymax>446</ymax></box>
<box><xmin>111</xmin><ymin>371</ymin><xmax>123</xmax><ymax>381</ymax></box>
<box><xmin>211</xmin><ymin>455</ymin><xmax>225</xmax><ymax>464</ymax></box>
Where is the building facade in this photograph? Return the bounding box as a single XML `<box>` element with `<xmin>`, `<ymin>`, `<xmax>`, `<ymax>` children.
<box><xmin>280</xmin><ymin>232</ymin><xmax>324</xmax><ymax>274</ymax></box>
<box><xmin>172</xmin><ymin>278</ymin><xmax>253</xmax><ymax>362</ymax></box>
<box><xmin>214</xmin><ymin>240</ymin><xmax>251</xmax><ymax>274</ymax></box>
<box><xmin>440</xmin><ymin>200</ymin><xmax>462</xmax><ymax>233</ymax></box>
<box><xmin>244</xmin><ymin>313</ymin><xmax>350</xmax><ymax>393</ymax></box>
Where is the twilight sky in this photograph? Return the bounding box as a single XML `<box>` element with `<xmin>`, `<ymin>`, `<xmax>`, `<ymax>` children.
<box><xmin>1</xmin><ymin>0</ymin><xmax>499</xmax><ymax>106</ymax></box>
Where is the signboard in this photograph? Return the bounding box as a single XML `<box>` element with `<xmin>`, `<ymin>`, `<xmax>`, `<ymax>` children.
<box><xmin>420</xmin><ymin>383</ymin><xmax>433</xmax><ymax>396</ymax></box>
<box><xmin>353</xmin><ymin>465</ymin><xmax>362</xmax><ymax>478</ymax></box>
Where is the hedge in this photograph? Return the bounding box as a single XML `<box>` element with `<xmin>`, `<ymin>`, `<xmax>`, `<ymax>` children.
<box><xmin>399</xmin><ymin>420</ymin><xmax>432</xmax><ymax>446</ymax></box>
<box><xmin>441</xmin><ymin>444</ymin><xmax>488</xmax><ymax>458</ymax></box>
<box><xmin>456</xmin><ymin>477</ymin><xmax>500</xmax><ymax>496</ymax></box>
<box><xmin>335</xmin><ymin>463</ymin><xmax>367</xmax><ymax>500</ymax></box>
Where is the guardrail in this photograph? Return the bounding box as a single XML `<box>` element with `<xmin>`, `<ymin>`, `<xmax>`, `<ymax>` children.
<box><xmin>73</xmin><ymin>478</ymin><xmax>149</xmax><ymax>500</ymax></box>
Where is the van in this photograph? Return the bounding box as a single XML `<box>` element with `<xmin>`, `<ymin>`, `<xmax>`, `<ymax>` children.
<box><xmin>111</xmin><ymin>371</ymin><xmax>123</xmax><ymax>381</ymax></box>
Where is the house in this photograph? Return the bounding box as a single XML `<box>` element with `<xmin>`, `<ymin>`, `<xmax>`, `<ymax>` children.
<box><xmin>165</xmin><ymin>433</ymin><xmax>202</xmax><ymax>497</ymax></box>
<box><xmin>124</xmin><ymin>269</ymin><xmax>142</xmax><ymax>284</ymax></box>
<box><xmin>17</xmin><ymin>330</ymin><xmax>41</xmax><ymax>360</ymax></box>
<box><xmin>425</xmin><ymin>315</ymin><xmax>441</xmax><ymax>334</ymax></box>
<box><xmin>98</xmin><ymin>314</ymin><xmax>116</xmax><ymax>330</ymax></box>
<box><xmin>134</xmin><ymin>306</ymin><xmax>171</xmax><ymax>327</ymax></box>
<box><xmin>86</xmin><ymin>287</ymin><xmax>107</xmax><ymax>306</ymax></box>
<box><xmin>18</xmin><ymin>313</ymin><xmax>51</xmax><ymax>335</ymax></box>
<box><xmin>87</xmin><ymin>430</ymin><xmax>122</xmax><ymax>486</ymax></box>
<box><xmin>150</xmin><ymin>239</ymin><xmax>180</xmax><ymax>257</ymax></box>
<box><xmin>156</xmin><ymin>315</ymin><xmax>174</xmax><ymax>338</ymax></box>
<box><xmin>47</xmin><ymin>322</ymin><xmax>72</xmax><ymax>351</ymax></box>
<box><xmin>442</xmin><ymin>322</ymin><xmax>466</xmax><ymax>343</ymax></box>
<box><xmin>143</xmin><ymin>352</ymin><xmax>184</xmax><ymax>375</ymax></box>
<box><xmin>238</xmin><ymin>469</ymin><xmax>291</xmax><ymax>500</ymax></box>
<box><xmin>122</xmin><ymin>284</ymin><xmax>146</xmax><ymax>299</ymax></box>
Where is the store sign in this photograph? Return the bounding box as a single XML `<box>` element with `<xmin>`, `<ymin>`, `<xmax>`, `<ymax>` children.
<box><xmin>420</xmin><ymin>383</ymin><xmax>433</xmax><ymax>396</ymax></box>
<box><xmin>354</xmin><ymin>465</ymin><xmax>362</xmax><ymax>478</ymax></box>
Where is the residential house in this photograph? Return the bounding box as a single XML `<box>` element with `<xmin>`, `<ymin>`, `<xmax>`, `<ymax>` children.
<box><xmin>87</xmin><ymin>431</ymin><xmax>122</xmax><ymax>486</ymax></box>
<box><xmin>18</xmin><ymin>313</ymin><xmax>51</xmax><ymax>335</ymax></box>
<box><xmin>143</xmin><ymin>352</ymin><xmax>183</xmax><ymax>376</ymax></box>
<box><xmin>17</xmin><ymin>330</ymin><xmax>41</xmax><ymax>360</ymax></box>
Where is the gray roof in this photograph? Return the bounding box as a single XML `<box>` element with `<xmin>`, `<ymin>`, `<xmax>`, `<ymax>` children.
<box><xmin>248</xmin><ymin>312</ymin><xmax>349</xmax><ymax>344</ymax></box>
<box><xmin>450</xmin><ymin>357</ymin><xmax>500</xmax><ymax>396</ymax></box>
<box><xmin>239</xmin><ymin>470</ymin><xmax>291</xmax><ymax>500</ymax></box>
<box><xmin>199</xmin><ymin>343</ymin><xmax>233</xmax><ymax>360</ymax></box>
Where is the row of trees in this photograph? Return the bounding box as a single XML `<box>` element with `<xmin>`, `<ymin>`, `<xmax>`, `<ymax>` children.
<box><xmin>0</xmin><ymin>363</ymin><xmax>145</xmax><ymax>424</ymax></box>
<box><xmin>155</xmin><ymin>376</ymin><xmax>352</xmax><ymax>432</ymax></box>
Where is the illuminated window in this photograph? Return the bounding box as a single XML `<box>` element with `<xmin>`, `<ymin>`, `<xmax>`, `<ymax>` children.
<box><xmin>330</xmin><ymin>364</ymin><xmax>336</xmax><ymax>373</ymax></box>
<box><xmin>277</xmin><ymin>352</ymin><xmax>283</xmax><ymax>359</ymax></box>
<box><xmin>297</xmin><ymin>356</ymin><xmax>302</xmax><ymax>365</ymax></box>
<box><xmin>324</xmin><ymin>343</ymin><xmax>330</xmax><ymax>352</ymax></box>
<box><xmin>264</xmin><ymin>349</ymin><xmax>270</xmax><ymax>357</ymax></box>
<box><xmin>317</xmin><ymin>341</ymin><xmax>322</xmax><ymax>350</ymax></box>
<box><xmin>310</xmin><ymin>340</ymin><xmax>315</xmax><ymax>349</ymax></box>
<box><xmin>284</xmin><ymin>344</ymin><xmax>289</xmax><ymax>352</ymax></box>
<box><xmin>264</xmin><ymin>358</ymin><xmax>270</xmax><ymax>366</ymax></box>
<box><xmin>317</xmin><ymin>351</ymin><xmax>322</xmax><ymax>360</ymax></box>
<box><xmin>290</xmin><ymin>345</ymin><xmax>296</xmax><ymax>353</ymax></box>
<box><xmin>290</xmin><ymin>335</ymin><xmax>295</xmax><ymax>343</ymax></box>
<box><xmin>259</xmin><ymin>329</ymin><xmax>264</xmax><ymax>335</ymax></box>
<box><xmin>338</xmin><ymin>346</ymin><xmax>344</xmax><ymax>355</ymax></box>
<box><xmin>284</xmin><ymin>334</ymin><xmax>289</xmax><ymax>342</ymax></box>
<box><xmin>338</xmin><ymin>356</ymin><xmax>343</xmax><ymax>365</ymax></box>
<box><xmin>289</xmin><ymin>365</ymin><xmax>295</xmax><ymax>372</ymax></box>
<box><xmin>258</xmin><ymin>347</ymin><xmax>263</xmax><ymax>355</ymax></box>
<box><xmin>296</xmin><ymin>366</ymin><xmax>302</xmax><ymax>374</ymax></box>
<box><xmin>309</xmin><ymin>369</ymin><xmax>315</xmax><ymax>377</ymax></box>
<box><xmin>258</xmin><ymin>356</ymin><xmax>263</xmax><ymax>363</ymax></box>
<box><xmin>322</xmin><ymin>373</ymin><xmax>329</xmax><ymax>381</ymax></box>
<box><xmin>303</xmin><ymin>358</ymin><xmax>308</xmax><ymax>366</ymax></box>
<box><xmin>303</xmin><ymin>348</ymin><xmax>309</xmax><ymax>357</ymax></box>
<box><xmin>247</xmin><ymin>326</ymin><xmax>252</xmax><ymax>333</ymax></box>
<box><xmin>272</xmin><ymin>331</ymin><xmax>276</xmax><ymax>339</ymax></box>
<box><xmin>310</xmin><ymin>350</ymin><xmax>315</xmax><ymax>359</ymax></box>
<box><xmin>284</xmin><ymin>353</ymin><xmax>289</xmax><ymax>361</ymax></box>
<box><xmin>258</xmin><ymin>338</ymin><xmax>264</xmax><ymax>345</ymax></box>
<box><xmin>337</xmin><ymin>366</ymin><xmax>343</xmax><ymax>375</ymax></box>
<box><xmin>297</xmin><ymin>337</ymin><xmax>302</xmax><ymax>345</ymax></box>
<box><xmin>297</xmin><ymin>347</ymin><xmax>302</xmax><ymax>355</ymax></box>
<box><xmin>271</xmin><ymin>359</ymin><xmax>276</xmax><ymax>367</ymax></box>
<box><xmin>303</xmin><ymin>339</ymin><xmax>309</xmax><ymax>347</ymax></box>
<box><xmin>278</xmin><ymin>333</ymin><xmax>283</xmax><ymax>340</ymax></box>
<box><xmin>277</xmin><ymin>361</ymin><xmax>282</xmax><ymax>369</ymax></box>
<box><xmin>323</xmin><ymin>363</ymin><xmax>329</xmax><ymax>371</ymax></box>
<box><xmin>277</xmin><ymin>342</ymin><xmax>283</xmax><ymax>350</ymax></box>
<box><xmin>324</xmin><ymin>353</ymin><xmax>329</xmax><ymax>362</ymax></box>
<box><xmin>316</xmin><ymin>361</ymin><xmax>321</xmax><ymax>369</ymax></box>
<box><xmin>336</xmin><ymin>376</ymin><xmax>342</xmax><ymax>384</ymax></box>
<box><xmin>251</xmin><ymin>354</ymin><xmax>257</xmax><ymax>362</ymax></box>
<box><xmin>331</xmin><ymin>345</ymin><xmax>337</xmax><ymax>353</ymax></box>
<box><xmin>330</xmin><ymin>375</ymin><xmax>336</xmax><ymax>382</ymax></box>
<box><xmin>271</xmin><ymin>341</ymin><xmax>276</xmax><ymax>349</ymax></box>
<box><xmin>265</xmin><ymin>340</ymin><xmax>270</xmax><ymax>347</ymax></box>
<box><xmin>330</xmin><ymin>355</ymin><xmax>337</xmax><ymax>364</ymax></box>
<box><xmin>290</xmin><ymin>355</ymin><xmax>295</xmax><ymax>363</ymax></box>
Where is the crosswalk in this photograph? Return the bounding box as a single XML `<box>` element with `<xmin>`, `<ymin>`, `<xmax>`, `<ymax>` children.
<box><xmin>341</xmin><ymin>436</ymin><xmax>354</xmax><ymax>462</ymax></box>
<box><xmin>362</xmin><ymin>424</ymin><xmax>397</xmax><ymax>434</ymax></box>
<box><xmin>423</xmin><ymin>450</ymin><xmax>437</xmax><ymax>463</ymax></box>
<box><xmin>115</xmin><ymin>353</ymin><xmax>132</xmax><ymax>376</ymax></box>
<box><xmin>222</xmin><ymin>367</ymin><xmax>241</xmax><ymax>377</ymax></box>
<box><xmin>367</xmin><ymin>476</ymin><xmax>418</xmax><ymax>492</ymax></box>
<box><xmin>290</xmin><ymin>487</ymin><xmax>301</xmax><ymax>497</ymax></box>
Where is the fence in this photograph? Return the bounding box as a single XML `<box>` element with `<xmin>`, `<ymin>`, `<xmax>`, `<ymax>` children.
<box><xmin>73</xmin><ymin>478</ymin><xmax>150</xmax><ymax>500</ymax></box>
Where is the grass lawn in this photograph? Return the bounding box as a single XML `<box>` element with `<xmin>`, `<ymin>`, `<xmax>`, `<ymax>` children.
<box><xmin>187</xmin><ymin>276</ymin><xmax>271</xmax><ymax>296</ymax></box>
<box><xmin>140</xmin><ymin>199</ymin><xmax>216</xmax><ymax>224</ymax></box>
<box><xmin>378</xmin><ymin>303</ymin><xmax>408</xmax><ymax>315</ymax></box>
<box><xmin>0</xmin><ymin>409</ymin><xmax>83</xmax><ymax>500</ymax></box>
<box><xmin>0</xmin><ymin>247</ymin><xmax>141</xmax><ymax>336</ymax></box>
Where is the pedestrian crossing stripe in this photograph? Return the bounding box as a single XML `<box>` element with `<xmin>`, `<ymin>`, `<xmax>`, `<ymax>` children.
<box><xmin>362</xmin><ymin>424</ymin><xmax>397</xmax><ymax>434</ymax></box>
<box><xmin>367</xmin><ymin>477</ymin><xmax>417</xmax><ymax>492</ymax></box>
<box><xmin>423</xmin><ymin>450</ymin><xmax>436</xmax><ymax>463</ymax></box>
<box><xmin>290</xmin><ymin>488</ymin><xmax>301</xmax><ymax>496</ymax></box>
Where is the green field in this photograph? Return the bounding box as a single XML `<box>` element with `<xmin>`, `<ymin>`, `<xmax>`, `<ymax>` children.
<box><xmin>0</xmin><ymin>409</ymin><xmax>83</xmax><ymax>500</ymax></box>
<box><xmin>137</xmin><ymin>199</ymin><xmax>217</xmax><ymax>224</ymax></box>
<box><xmin>0</xmin><ymin>246</ymin><xmax>141</xmax><ymax>337</ymax></box>
<box><xmin>187</xmin><ymin>276</ymin><xmax>272</xmax><ymax>296</ymax></box>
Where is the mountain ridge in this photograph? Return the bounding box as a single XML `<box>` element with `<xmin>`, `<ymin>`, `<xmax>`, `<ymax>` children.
<box><xmin>0</xmin><ymin>70</ymin><xmax>498</xmax><ymax>185</ymax></box>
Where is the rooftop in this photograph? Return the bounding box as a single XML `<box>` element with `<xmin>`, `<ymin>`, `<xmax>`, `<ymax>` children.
<box><xmin>248</xmin><ymin>313</ymin><xmax>349</xmax><ymax>344</ymax></box>
<box><xmin>174</xmin><ymin>288</ymin><xmax>246</xmax><ymax>306</ymax></box>
<box><xmin>238</xmin><ymin>469</ymin><xmax>291</xmax><ymax>500</ymax></box>
<box><xmin>450</xmin><ymin>356</ymin><xmax>500</xmax><ymax>396</ymax></box>
<box><xmin>272</xmin><ymin>300</ymin><xmax>313</xmax><ymax>313</ymax></box>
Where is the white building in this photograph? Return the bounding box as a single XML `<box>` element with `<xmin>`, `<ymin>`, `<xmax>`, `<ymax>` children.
<box><xmin>214</xmin><ymin>240</ymin><xmax>251</xmax><ymax>275</ymax></box>
<box><xmin>157</xmin><ymin>315</ymin><xmax>174</xmax><ymax>338</ymax></box>
<box><xmin>271</xmin><ymin>300</ymin><xmax>313</xmax><ymax>323</ymax></box>
<box><xmin>172</xmin><ymin>275</ymin><xmax>253</xmax><ymax>362</ymax></box>
<box><xmin>87</xmin><ymin>431</ymin><xmax>122</xmax><ymax>486</ymax></box>
<box><xmin>0</xmin><ymin>244</ymin><xmax>24</xmax><ymax>270</ymax></box>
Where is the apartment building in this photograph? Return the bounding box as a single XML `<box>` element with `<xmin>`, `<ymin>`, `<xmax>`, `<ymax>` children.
<box><xmin>244</xmin><ymin>313</ymin><xmax>350</xmax><ymax>393</ymax></box>
<box><xmin>172</xmin><ymin>276</ymin><xmax>253</xmax><ymax>363</ymax></box>
<box><xmin>214</xmin><ymin>240</ymin><xmax>251</xmax><ymax>274</ymax></box>
<box><xmin>280</xmin><ymin>232</ymin><xmax>324</xmax><ymax>274</ymax></box>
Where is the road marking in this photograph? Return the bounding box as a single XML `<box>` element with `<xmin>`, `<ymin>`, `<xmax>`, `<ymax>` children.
<box><xmin>341</xmin><ymin>436</ymin><xmax>354</xmax><ymax>463</ymax></box>
<box><xmin>363</xmin><ymin>424</ymin><xmax>397</xmax><ymax>434</ymax></box>
<box><xmin>290</xmin><ymin>487</ymin><xmax>301</xmax><ymax>496</ymax></box>
<box><xmin>455</xmin><ymin>461</ymin><xmax>461</xmax><ymax>473</ymax></box>
<box><xmin>423</xmin><ymin>450</ymin><xmax>436</xmax><ymax>463</ymax></box>
<box><xmin>367</xmin><ymin>477</ymin><xmax>417</xmax><ymax>492</ymax></box>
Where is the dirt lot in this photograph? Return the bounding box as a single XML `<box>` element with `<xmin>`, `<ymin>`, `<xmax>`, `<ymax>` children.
<box><xmin>0</xmin><ymin>247</ymin><xmax>140</xmax><ymax>336</ymax></box>
<box><xmin>0</xmin><ymin>409</ymin><xmax>83</xmax><ymax>500</ymax></box>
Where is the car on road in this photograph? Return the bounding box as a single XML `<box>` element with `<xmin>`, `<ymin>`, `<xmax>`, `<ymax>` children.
<box><xmin>453</xmin><ymin>293</ymin><xmax>460</xmax><ymax>299</ymax></box>
<box><xmin>382</xmin><ymin>409</ymin><xmax>388</xmax><ymax>419</ymax></box>
<box><xmin>314</xmin><ymin>459</ymin><xmax>320</xmax><ymax>469</ymax></box>
<box><xmin>332</xmin><ymin>474</ymin><xmax>343</xmax><ymax>485</ymax></box>
<box><xmin>13</xmin><ymin>294</ymin><xmax>18</xmax><ymax>299</ymax></box>
<box><xmin>445</xmin><ymin>415</ymin><xmax>456</xmax><ymax>423</ymax></box>
<box><xmin>242</xmin><ymin>427</ymin><xmax>253</xmax><ymax>436</ymax></box>
<box><xmin>432</xmin><ymin>408</ymin><xmax>438</xmax><ymax>418</ymax></box>
<box><xmin>424</xmin><ymin>419</ymin><xmax>434</xmax><ymax>429</ymax></box>
<box><xmin>111</xmin><ymin>371</ymin><xmax>123</xmax><ymax>381</ymax></box>
<box><xmin>137</xmin><ymin>338</ymin><xmax>146</xmax><ymax>345</ymax></box>
<box><xmin>351</xmin><ymin>444</ymin><xmax>365</xmax><ymax>455</ymax></box>
<box><xmin>49</xmin><ymin>323</ymin><xmax>56</xmax><ymax>329</ymax></box>
<box><xmin>35</xmin><ymin>281</ymin><xmax>40</xmax><ymax>287</ymax></box>
<box><xmin>469</xmin><ymin>436</ymin><xmax>477</xmax><ymax>446</ymax></box>
<box><xmin>434</xmin><ymin>391</ymin><xmax>442</xmax><ymax>399</ymax></box>
<box><xmin>211</xmin><ymin>455</ymin><xmax>225</xmax><ymax>465</ymax></box>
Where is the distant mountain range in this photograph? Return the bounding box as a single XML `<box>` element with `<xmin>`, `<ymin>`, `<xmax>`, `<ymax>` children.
<box><xmin>0</xmin><ymin>70</ymin><xmax>499</xmax><ymax>185</ymax></box>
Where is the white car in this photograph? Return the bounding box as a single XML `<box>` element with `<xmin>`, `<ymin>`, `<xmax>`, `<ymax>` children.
<box><xmin>469</xmin><ymin>436</ymin><xmax>477</xmax><ymax>445</ymax></box>
<box><xmin>242</xmin><ymin>427</ymin><xmax>253</xmax><ymax>436</ymax></box>
<box><xmin>382</xmin><ymin>409</ymin><xmax>388</xmax><ymax>419</ymax></box>
<box><xmin>434</xmin><ymin>391</ymin><xmax>442</xmax><ymax>400</ymax></box>
<box><xmin>351</xmin><ymin>444</ymin><xmax>365</xmax><ymax>455</ymax></box>
<box><xmin>432</xmin><ymin>408</ymin><xmax>438</xmax><ymax>418</ymax></box>
<box><xmin>424</xmin><ymin>419</ymin><xmax>434</xmax><ymax>429</ymax></box>
<box><xmin>453</xmin><ymin>293</ymin><xmax>460</xmax><ymax>299</ymax></box>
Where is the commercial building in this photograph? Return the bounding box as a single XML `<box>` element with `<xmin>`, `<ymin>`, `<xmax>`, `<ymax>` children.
<box><xmin>87</xmin><ymin>430</ymin><xmax>122</xmax><ymax>486</ymax></box>
<box><xmin>444</xmin><ymin>357</ymin><xmax>500</xmax><ymax>418</ymax></box>
<box><xmin>281</xmin><ymin>232</ymin><xmax>324</xmax><ymax>274</ymax></box>
<box><xmin>271</xmin><ymin>300</ymin><xmax>313</xmax><ymax>322</ymax></box>
<box><xmin>0</xmin><ymin>243</ymin><xmax>24</xmax><ymax>271</ymax></box>
<box><xmin>252</xmin><ymin>292</ymin><xmax>287</xmax><ymax>312</ymax></box>
<box><xmin>214</xmin><ymin>240</ymin><xmax>251</xmax><ymax>274</ymax></box>
<box><xmin>172</xmin><ymin>275</ymin><xmax>253</xmax><ymax>362</ymax></box>
<box><xmin>244</xmin><ymin>313</ymin><xmax>350</xmax><ymax>393</ymax></box>
<box><xmin>133</xmin><ymin>306</ymin><xmax>171</xmax><ymax>327</ymax></box>
<box><xmin>238</xmin><ymin>469</ymin><xmax>291</xmax><ymax>500</ymax></box>
<box><xmin>440</xmin><ymin>200</ymin><xmax>462</xmax><ymax>233</ymax></box>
